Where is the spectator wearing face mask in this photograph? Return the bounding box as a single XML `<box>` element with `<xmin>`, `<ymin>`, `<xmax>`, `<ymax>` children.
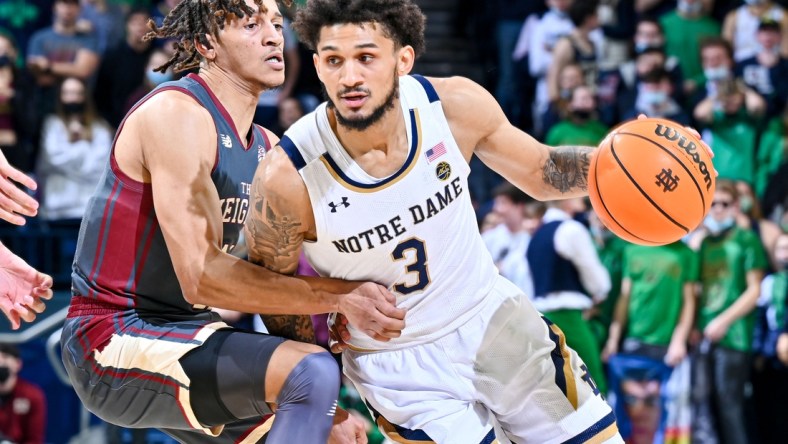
<box><xmin>735</xmin><ymin>19</ymin><xmax>788</xmax><ymax>119</ymax></box>
<box><xmin>608</xmin><ymin>44</ymin><xmax>686</xmax><ymax>125</ymax></box>
<box><xmin>0</xmin><ymin>343</ymin><xmax>46</xmax><ymax>444</ymax></box>
<box><xmin>692</xmin><ymin>179</ymin><xmax>768</xmax><ymax>444</ymax></box>
<box><xmin>35</xmin><ymin>76</ymin><xmax>112</xmax><ymax>282</ymax></box>
<box><xmin>123</xmin><ymin>49</ymin><xmax>174</xmax><ymax>117</ymax></box>
<box><xmin>660</xmin><ymin>0</ymin><xmax>721</xmax><ymax>94</ymax></box>
<box><xmin>722</xmin><ymin>0</ymin><xmax>788</xmax><ymax>62</ymax></box>
<box><xmin>625</xmin><ymin>67</ymin><xmax>689</xmax><ymax>124</ymax></box>
<box><xmin>627</xmin><ymin>19</ymin><xmax>684</xmax><ymax>94</ymax></box>
<box><xmin>545</xmin><ymin>85</ymin><xmax>609</xmax><ymax>146</ymax></box>
<box><xmin>693</xmin><ymin>38</ymin><xmax>766</xmax><ymax>186</ymax></box>
<box><xmin>36</xmin><ymin>76</ymin><xmax>111</xmax><ymax>223</ymax></box>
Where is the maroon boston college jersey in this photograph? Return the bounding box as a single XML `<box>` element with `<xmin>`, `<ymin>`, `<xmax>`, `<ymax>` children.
<box><xmin>69</xmin><ymin>74</ymin><xmax>269</xmax><ymax>318</ymax></box>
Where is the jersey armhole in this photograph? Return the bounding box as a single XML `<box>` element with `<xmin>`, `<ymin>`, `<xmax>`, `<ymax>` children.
<box><xmin>280</xmin><ymin>135</ymin><xmax>307</xmax><ymax>171</ymax></box>
<box><xmin>255</xmin><ymin>124</ymin><xmax>272</xmax><ymax>152</ymax></box>
<box><xmin>411</xmin><ymin>74</ymin><xmax>440</xmax><ymax>103</ymax></box>
<box><xmin>110</xmin><ymin>86</ymin><xmax>203</xmax><ymax>191</ymax></box>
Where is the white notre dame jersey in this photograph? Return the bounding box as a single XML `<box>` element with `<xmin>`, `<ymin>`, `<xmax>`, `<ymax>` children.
<box><xmin>280</xmin><ymin>75</ymin><xmax>500</xmax><ymax>351</ymax></box>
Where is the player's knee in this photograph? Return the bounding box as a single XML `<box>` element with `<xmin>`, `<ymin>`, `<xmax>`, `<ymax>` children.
<box><xmin>277</xmin><ymin>351</ymin><xmax>339</xmax><ymax>406</ymax></box>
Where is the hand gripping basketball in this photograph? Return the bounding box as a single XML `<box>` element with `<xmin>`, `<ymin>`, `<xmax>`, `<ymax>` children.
<box><xmin>588</xmin><ymin>117</ymin><xmax>716</xmax><ymax>246</ymax></box>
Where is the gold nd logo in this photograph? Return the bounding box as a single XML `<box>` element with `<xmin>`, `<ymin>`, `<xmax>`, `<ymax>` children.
<box><xmin>435</xmin><ymin>161</ymin><xmax>451</xmax><ymax>181</ymax></box>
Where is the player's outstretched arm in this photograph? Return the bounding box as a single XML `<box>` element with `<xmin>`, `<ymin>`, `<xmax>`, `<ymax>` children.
<box><xmin>431</xmin><ymin>76</ymin><xmax>594</xmax><ymax>201</ymax></box>
<box><xmin>0</xmin><ymin>151</ymin><xmax>39</xmax><ymax>225</ymax></box>
<box><xmin>0</xmin><ymin>242</ymin><xmax>53</xmax><ymax>330</ymax></box>
<box><xmin>244</xmin><ymin>147</ymin><xmax>406</xmax><ymax>342</ymax></box>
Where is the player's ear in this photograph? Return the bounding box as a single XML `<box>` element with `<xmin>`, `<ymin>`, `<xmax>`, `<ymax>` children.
<box><xmin>195</xmin><ymin>34</ymin><xmax>217</xmax><ymax>61</ymax></box>
<box><xmin>313</xmin><ymin>52</ymin><xmax>323</xmax><ymax>81</ymax></box>
<box><xmin>396</xmin><ymin>45</ymin><xmax>415</xmax><ymax>76</ymax></box>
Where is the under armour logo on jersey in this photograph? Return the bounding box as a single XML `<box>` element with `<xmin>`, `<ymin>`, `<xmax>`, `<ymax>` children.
<box><xmin>220</xmin><ymin>134</ymin><xmax>232</xmax><ymax>148</ymax></box>
<box><xmin>328</xmin><ymin>197</ymin><xmax>350</xmax><ymax>213</ymax></box>
<box><xmin>257</xmin><ymin>145</ymin><xmax>266</xmax><ymax>161</ymax></box>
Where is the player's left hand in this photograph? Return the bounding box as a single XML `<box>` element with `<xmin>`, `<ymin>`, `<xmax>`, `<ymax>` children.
<box><xmin>328</xmin><ymin>312</ymin><xmax>351</xmax><ymax>353</ymax></box>
<box><xmin>328</xmin><ymin>406</ymin><xmax>368</xmax><ymax>444</ymax></box>
<box><xmin>0</xmin><ymin>243</ymin><xmax>53</xmax><ymax>330</ymax></box>
<box><xmin>703</xmin><ymin>317</ymin><xmax>729</xmax><ymax>343</ymax></box>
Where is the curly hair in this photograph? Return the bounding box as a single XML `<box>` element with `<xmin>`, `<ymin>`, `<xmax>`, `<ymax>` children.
<box><xmin>292</xmin><ymin>0</ymin><xmax>426</xmax><ymax>58</ymax></box>
<box><xmin>144</xmin><ymin>0</ymin><xmax>290</xmax><ymax>73</ymax></box>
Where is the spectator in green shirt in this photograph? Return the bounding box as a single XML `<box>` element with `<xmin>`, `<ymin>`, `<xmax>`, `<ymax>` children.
<box><xmin>587</xmin><ymin>211</ymin><xmax>629</xmax><ymax>349</ymax></box>
<box><xmin>692</xmin><ymin>179</ymin><xmax>768</xmax><ymax>444</ymax></box>
<box><xmin>660</xmin><ymin>0</ymin><xmax>721</xmax><ymax>96</ymax></box>
<box><xmin>603</xmin><ymin>241</ymin><xmax>697</xmax><ymax>367</ymax></box>
<box><xmin>693</xmin><ymin>38</ymin><xmax>766</xmax><ymax>187</ymax></box>
<box><xmin>545</xmin><ymin>85</ymin><xmax>608</xmax><ymax>146</ymax></box>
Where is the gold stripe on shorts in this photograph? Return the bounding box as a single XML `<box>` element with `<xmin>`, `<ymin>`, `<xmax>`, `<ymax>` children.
<box><xmin>549</xmin><ymin>323</ymin><xmax>578</xmax><ymax>409</ymax></box>
<box><xmin>585</xmin><ymin>421</ymin><xmax>620</xmax><ymax>444</ymax></box>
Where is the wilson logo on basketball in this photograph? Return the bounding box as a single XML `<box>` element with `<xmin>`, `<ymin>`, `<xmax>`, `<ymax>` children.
<box><xmin>653</xmin><ymin>124</ymin><xmax>713</xmax><ymax>190</ymax></box>
<box><xmin>655</xmin><ymin>168</ymin><xmax>680</xmax><ymax>192</ymax></box>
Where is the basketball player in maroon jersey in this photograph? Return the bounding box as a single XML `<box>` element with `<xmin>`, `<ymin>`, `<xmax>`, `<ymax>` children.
<box><xmin>59</xmin><ymin>0</ymin><xmax>404</xmax><ymax>442</ymax></box>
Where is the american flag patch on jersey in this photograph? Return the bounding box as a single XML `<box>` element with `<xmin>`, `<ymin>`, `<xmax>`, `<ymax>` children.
<box><xmin>426</xmin><ymin>142</ymin><xmax>446</xmax><ymax>163</ymax></box>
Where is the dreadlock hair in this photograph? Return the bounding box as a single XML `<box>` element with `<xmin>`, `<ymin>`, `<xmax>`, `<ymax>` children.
<box><xmin>293</xmin><ymin>0</ymin><xmax>426</xmax><ymax>59</ymax></box>
<box><xmin>144</xmin><ymin>0</ymin><xmax>290</xmax><ymax>73</ymax></box>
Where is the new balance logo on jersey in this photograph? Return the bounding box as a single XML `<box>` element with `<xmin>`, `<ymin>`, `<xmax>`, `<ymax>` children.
<box><xmin>220</xmin><ymin>134</ymin><xmax>232</xmax><ymax>148</ymax></box>
<box><xmin>328</xmin><ymin>197</ymin><xmax>350</xmax><ymax>213</ymax></box>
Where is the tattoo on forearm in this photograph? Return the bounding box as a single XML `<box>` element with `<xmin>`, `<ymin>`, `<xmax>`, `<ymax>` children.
<box><xmin>542</xmin><ymin>146</ymin><xmax>591</xmax><ymax>194</ymax></box>
<box><xmin>243</xmin><ymin>175</ymin><xmax>315</xmax><ymax>344</ymax></box>
<box><xmin>244</xmin><ymin>178</ymin><xmax>302</xmax><ymax>274</ymax></box>
<box><xmin>260</xmin><ymin>314</ymin><xmax>316</xmax><ymax>343</ymax></box>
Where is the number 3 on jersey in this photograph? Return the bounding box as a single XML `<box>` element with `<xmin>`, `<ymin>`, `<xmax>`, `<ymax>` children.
<box><xmin>391</xmin><ymin>237</ymin><xmax>431</xmax><ymax>295</ymax></box>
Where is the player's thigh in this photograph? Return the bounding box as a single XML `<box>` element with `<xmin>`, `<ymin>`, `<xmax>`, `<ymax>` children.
<box><xmin>60</xmin><ymin>316</ymin><xmax>229</xmax><ymax>432</ymax></box>
<box><xmin>343</xmin><ymin>345</ymin><xmax>496</xmax><ymax>444</ymax></box>
<box><xmin>180</xmin><ymin>329</ymin><xmax>328</xmax><ymax>426</ymax></box>
<box><xmin>463</xmin><ymin>286</ymin><xmax>618</xmax><ymax>443</ymax></box>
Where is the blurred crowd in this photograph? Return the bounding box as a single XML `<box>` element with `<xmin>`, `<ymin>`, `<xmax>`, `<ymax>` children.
<box><xmin>471</xmin><ymin>1</ymin><xmax>788</xmax><ymax>443</ymax></box>
<box><xmin>0</xmin><ymin>0</ymin><xmax>787</xmax><ymax>443</ymax></box>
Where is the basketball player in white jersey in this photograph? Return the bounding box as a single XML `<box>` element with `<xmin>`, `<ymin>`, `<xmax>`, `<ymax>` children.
<box><xmin>244</xmin><ymin>1</ymin><xmax>624</xmax><ymax>442</ymax></box>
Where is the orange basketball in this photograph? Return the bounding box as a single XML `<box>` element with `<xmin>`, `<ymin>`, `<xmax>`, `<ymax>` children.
<box><xmin>588</xmin><ymin>117</ymin><xmax>716</xmax><ymax>246</ymax></box>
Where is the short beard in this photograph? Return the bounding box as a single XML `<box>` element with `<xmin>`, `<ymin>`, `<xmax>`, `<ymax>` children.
<box><xmin>324</xmin><ymin>74</ymin><xmax>399</xmax><ymax>132</ymax></box>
